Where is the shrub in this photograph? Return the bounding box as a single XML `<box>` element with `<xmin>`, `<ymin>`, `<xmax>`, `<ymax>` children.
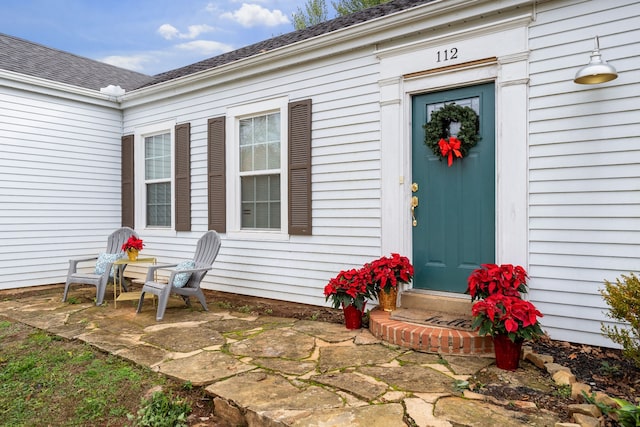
<box><xmin>600</xmin><ymin>273</ymin><xmax>640</xmax><ymax>367</ymax></box>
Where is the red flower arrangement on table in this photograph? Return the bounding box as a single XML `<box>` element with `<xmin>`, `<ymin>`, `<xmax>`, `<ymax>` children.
<box><xmin>467</xmin><ymin>263</ymin><xmax>544</xmax><ymax>343</ymax></box>
<box><xmin>121</xmin><ymin>236</ymin><xmax>144</xmax><ymax>253</ymax></box>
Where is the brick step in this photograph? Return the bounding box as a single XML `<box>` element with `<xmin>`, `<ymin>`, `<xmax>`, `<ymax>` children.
<box><xmin>369</xmin><ymin>309</ymin><xmax>494</xmax><ymax>355</ymax></box>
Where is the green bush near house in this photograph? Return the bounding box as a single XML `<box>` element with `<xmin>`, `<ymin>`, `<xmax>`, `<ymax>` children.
<box><xmin>600</xmin><ymin>273</ymin><xmax>640</xmax><ymax>367</ymax></box>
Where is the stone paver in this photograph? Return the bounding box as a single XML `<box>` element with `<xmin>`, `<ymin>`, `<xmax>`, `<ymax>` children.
<box><xmin>359</xmin><ymin>364</ymin><xmax>456</xmax><ymax>393</ymax></box>
<box><xmin>443</xmin><ymin>354</ymin><xmax>495</xmax><ymax>375</ymax></box>
<box><xmin>288</xmin><ymin>403</ymin><xmax>406</xmax><ymax>426</ymax></box>
<box><xmin>206</xmin><ymin>371</ymin><xmax>343</xmax><ymax>412</ymax></box>
<box><xmin>160</xmin><ymin>351</ymin><xmax>256</xmax><ymax>386</ymax></box>
<box><xmin>116</xmin><ymin>343</ymin><xmax>168</xmax><ymax>366</ymax></box>
<box><xmin>404</xmin><ymin>397</ymin><xmax>452</xmax><ymax>427</ymax></box>
<box><xmin>0</xmin><ymin>286</ymin><xmax>566</xmax><ymax>427</ymax></box>
<box><xmin>397</xmin><ymin>350</ymin><xmax>443</xmax><ymax>365</ymax></box>
<box><xmin>435</xmin><ymin>396</ymin><xmax>559</xmax><ymax>427</ymax></box>
<box><xmin>318</xmin><ymin>342</ymin><xmax>402</xmax><ymax>372</ymax></box>
<box><xmin>311</xmin><ymin>371</ymin><xmax>388</xmax><ymax>401</ymax></box>
<box><xmin>229</xmin><ymin>328</ymin><xmax>316</xmax><ymax>359</ymax></box>
<box><xmin>253</xmin><ymin>357</ymin><xmax>317</xmax><ymax>376</ymax></box>
<box><xmin>293</xmin><ymin>319</ymin><xmax>369</xmax><ymax>343</ymax></box>
<box><xmin>142</xmin><ymin>324</ymin><xmax>226</xmax><ymax>352</ymax></box>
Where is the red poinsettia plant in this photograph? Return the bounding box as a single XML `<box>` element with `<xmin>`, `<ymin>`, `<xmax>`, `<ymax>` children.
<box><xmin>471</xmin><ymin>293</ymin><xmax>544</xmax><ymax>342</ymax></box>
<box><xmin>324</xmin><ymin>254</ymin><xmax>414</xmax><ymax>310</ymax></box>
<box><xmin>121</xmin><ymin>236</ymin><xmax>144</xmax><ymax>252</ymax></box>
<box><xmin>324</xmin><ymin>267</ymin><xmax>376</xmax><ymax>311</ymax></box>
<box><xmin>467</xmin><ymin>263</ymin><xmax>529</xmax><ymax>302</ymax></box>
<box><xmin>368</xmin><ymin>253</ymin><xmax>414</xmax><ymax>294</ymax></box>
<box><xmin>467</xmin><ymin>263</ymin><xmax>544</xmax><ymax>343</ymax></box>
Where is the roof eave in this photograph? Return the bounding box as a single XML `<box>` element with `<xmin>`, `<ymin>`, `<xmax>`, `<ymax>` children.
<box><xmin>121</xmin><ymin>0</ymin><xmax>534</xmax><ymax>107</ymax></box>
<box><xmin>1</xmin><ymin>69</ymin><xmax>122</xmax><ymax>107</ymax></box>
<box><xmin>119</xmin><ymin>0</ymin><xmax>440</xmax><ymax>106</ymax></box>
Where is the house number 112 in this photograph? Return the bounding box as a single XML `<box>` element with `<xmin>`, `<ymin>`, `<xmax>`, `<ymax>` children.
<box><xmin>436</xmin><ymin>48</ymin><xmax>458</xmax><ymax>62</ymax></box>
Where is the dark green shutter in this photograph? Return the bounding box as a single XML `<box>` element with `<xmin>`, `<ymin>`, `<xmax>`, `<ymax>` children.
<box><xmin>121</xmin><ymin>134</ymin><xmax>135</xmax><ymax>228</ymax></box>
<box><xmin>288</xmin><ymin>99</ymin><xmax>312</xmax><ymax>235</ymax></box>
<box><xmin>208</xmin><ymin>117</ymin><xmax>226</xmax><ymax>233</ymax></box>
<box><xmin>175</xmin><ymin>123</ymin><xmax>191</xmax><ymax>231</ymax></box>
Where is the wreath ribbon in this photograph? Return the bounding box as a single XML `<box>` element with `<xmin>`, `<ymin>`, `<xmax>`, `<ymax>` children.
<box><xmin>438</xmin><ymin>137</ymin><xmax>462</xmax><ymax>167</ymax></box>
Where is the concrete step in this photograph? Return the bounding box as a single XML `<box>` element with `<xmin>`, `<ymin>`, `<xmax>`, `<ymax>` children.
<box><xmin>399</xmin><ymin>290</ymin><xmax>472</xmax><ymax>315</ymax></box>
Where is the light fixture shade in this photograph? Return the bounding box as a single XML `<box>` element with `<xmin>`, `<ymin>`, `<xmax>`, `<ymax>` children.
<box><xmin>574</xmin><ymin>36</ymin><xmax>618</xmax><ymax>84</ymax></box>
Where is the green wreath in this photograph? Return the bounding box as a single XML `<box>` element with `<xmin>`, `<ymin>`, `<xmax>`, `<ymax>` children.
<box><xmin>423</xmin><ymin>103</ymin><xmax>480</xmax><ymax>159</ymax></box>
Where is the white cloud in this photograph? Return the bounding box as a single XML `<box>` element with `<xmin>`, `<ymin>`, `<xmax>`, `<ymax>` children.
<box><xmin>101</xmin><ymin>54</ymin><xmax>153</xmax><ymax>72</ymax></box>
<box><xmin>183</xmin><ymin>24</ymin><xmax>216</xmax><ymax>39</ymax></box>
<box><xmin>221</xmin><ymin>3</ymin><xmax>290</xmax><ymax>28</ymax></box>
<box><xmin>157</xmin><ymin>23</ymin><xmax>215</xmax><ymax>40</ymax></box>
<box><xmin>175</xmin><ymin>40</ymin><xmax>234</xmax><ymax>55</ymax></box>
<box><xmin>157</xmin><ymin>24</ymin><xmax>180</xmax><ymax>40</ymax></box>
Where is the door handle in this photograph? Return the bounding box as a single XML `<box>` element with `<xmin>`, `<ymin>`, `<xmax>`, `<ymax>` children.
<box><xmin>411</xmin><ymin>196</ymin><xmax>419</xmax><ymax>226</ymax></box>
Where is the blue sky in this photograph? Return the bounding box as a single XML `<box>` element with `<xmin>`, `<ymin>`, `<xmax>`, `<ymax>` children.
<box><xmin>1</xmin><ymin>0</ymin><xmax>319</xmax><ymax>75</ymax></box>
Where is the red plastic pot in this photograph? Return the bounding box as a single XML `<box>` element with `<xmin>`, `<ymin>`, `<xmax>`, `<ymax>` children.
<box><xmin>343</xmin><ymin>304</ymin><xmax>363</xmax><ymax>329</ymax></box>
<box><xmin>493</xmin><ymin>334</ymin><xmax>523</xmax><ymax>371</ymax></box>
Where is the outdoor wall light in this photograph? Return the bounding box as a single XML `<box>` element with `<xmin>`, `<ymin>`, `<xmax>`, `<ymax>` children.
<box><xmin>574</xmin><ymin>36</ymin><xmax>618</xmax><ymax>84</ymax></box>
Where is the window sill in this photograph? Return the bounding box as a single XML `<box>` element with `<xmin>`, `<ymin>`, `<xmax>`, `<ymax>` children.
<box><xmin>225</xmin><ymin>230</ymin><xmax>290</xmax><ymax>241</ymax></box>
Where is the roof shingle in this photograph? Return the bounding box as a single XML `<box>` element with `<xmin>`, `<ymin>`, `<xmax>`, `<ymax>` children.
<box><xmin>0</xmin><ymin>33</ymin><xmax>151</xmax><ymax>91</ymax></box>
<box><xmin>0</xmin><ymin>0</ymin><xmax>433</xmax><ymax>92</ymax></box>
<box><xmin>142</xmin><ymin>0</ymin><xmax>433</xmax><ymax>88</ymax></box>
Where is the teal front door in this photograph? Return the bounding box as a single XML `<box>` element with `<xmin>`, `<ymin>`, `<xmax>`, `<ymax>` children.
<box><xmin>411</xmin><ymin>83</ymin><xmax>495</xmax><ymax>293</ymax></box>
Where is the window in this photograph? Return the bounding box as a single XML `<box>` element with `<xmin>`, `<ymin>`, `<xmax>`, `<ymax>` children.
<box><xmin>226</xmin><ymin>98</ymin><xmax>288</xmax><ymax>236</ymax></box>
<box><xmin>130</xmin><ymin>121</ymin><xmax>177</xmax><ymax>231</ymax></box>
<box><xmin>208</xmin><ymin>98</ymin><xmax>311</xmax><ymax>236</ymax></box>
<box><xmin>144</xmin><ymin>132</ymin><xmax>172</xmax><ymax>227</ymax></box>
<box><xmin>239</xmin><ymin>113</ymin><xmax>281</xmax><ymax>229</ymax></box>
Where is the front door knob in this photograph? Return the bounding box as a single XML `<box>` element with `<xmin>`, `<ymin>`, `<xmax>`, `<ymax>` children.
<box><xmin>411</xmin><ymin>196</ymin><xmax>419</xmax><ymax>226</ymax></box>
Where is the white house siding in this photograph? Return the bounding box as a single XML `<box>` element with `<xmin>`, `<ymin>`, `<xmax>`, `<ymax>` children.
<box><xmin>0</xmin><ymin>81</ymin><xmax>124</xmax><ymax>289</ymax></box>
<box><xmin>122</xmin><ymin>49</ymin><xmax>383</xmax><ymax>306</ymax></box>
<box><xmin>528</xmin><ymin>0</ymin><xmax>640</xmax><ymax>346</ymax></box>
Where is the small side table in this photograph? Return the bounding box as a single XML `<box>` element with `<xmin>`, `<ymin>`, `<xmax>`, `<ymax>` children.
<box><xmin>112</xmin><ymin>257</ymin><xmax>156</xmax><ymax>308</ymax></box>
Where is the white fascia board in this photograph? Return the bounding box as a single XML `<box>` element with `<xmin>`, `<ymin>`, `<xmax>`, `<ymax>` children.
<box><xmin>121</xmin><ymin>0</ymin><xmax>534</xmax><ymax>108</ymax></box>
<box><xmin>0</xmin><ymin>69</ymin><xmax>120</xmax><ymax>108</ymax></box>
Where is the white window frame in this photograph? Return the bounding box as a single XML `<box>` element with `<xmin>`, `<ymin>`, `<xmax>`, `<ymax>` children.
<box><xmin>134</xmin><ymin>120</ymin><xmax>176</xmax><ymax>234</ymax></box>
<box><xmin>226</xmin><ymin>97</ymin><xmax>289</xmax><ymax>239</ymax></box>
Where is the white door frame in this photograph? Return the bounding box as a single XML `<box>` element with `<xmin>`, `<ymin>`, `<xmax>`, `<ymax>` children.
<box><xmin>377</xmin><ymin>21</ymin><xmax>530</xmax><ymax>293</ymax></box>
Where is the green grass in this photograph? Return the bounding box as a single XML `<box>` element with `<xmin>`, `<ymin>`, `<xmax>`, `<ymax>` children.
<box><xmin>0</xmin><ymin>319</ymin><xmax>204</xmax><ymax>426</ymax></box>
